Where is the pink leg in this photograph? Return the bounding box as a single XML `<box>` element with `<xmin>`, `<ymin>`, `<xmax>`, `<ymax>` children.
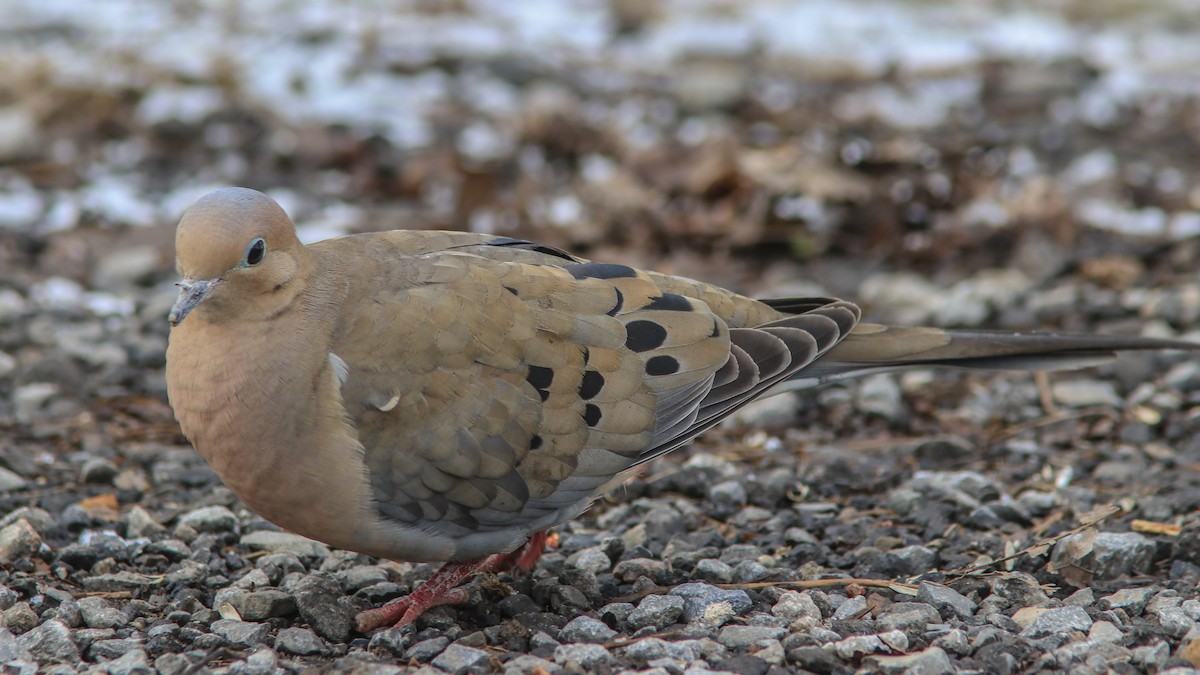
<box><xmin>355</xmin><ymin>531</ymin><xmax>554</xmax><ymax>632</ymax></box>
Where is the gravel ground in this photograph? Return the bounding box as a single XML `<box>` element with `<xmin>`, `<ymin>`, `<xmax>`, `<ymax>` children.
<box><xmin>3</xmin><ymin>1</ymin><xmax>1200</xmax><ymax>673</ymax></box>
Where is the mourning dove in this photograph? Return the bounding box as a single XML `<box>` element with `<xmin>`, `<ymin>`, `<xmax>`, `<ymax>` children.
<box><xmin>166</xmin><ymin>187</ymin><xmax>1196</xmax><ymax>631</ymax></box>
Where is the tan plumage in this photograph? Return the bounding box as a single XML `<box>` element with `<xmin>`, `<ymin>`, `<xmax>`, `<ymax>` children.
<box><xmin>165</xmin><ymin>187</ymin><xmax>1197</xmax><ymax>630</ymax></box>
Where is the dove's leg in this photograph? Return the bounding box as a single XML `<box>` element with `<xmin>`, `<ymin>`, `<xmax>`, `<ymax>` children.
<box><xmin>356</xmin><ymin>531</ymin><xmax>552</xmax><ymax>632</ymax></box>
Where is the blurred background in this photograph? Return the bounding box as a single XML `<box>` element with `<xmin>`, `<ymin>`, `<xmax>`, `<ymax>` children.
<box><xmin>3</xmin><ymin>0</ymin><xmax>1200</xmax><ymax>465</ymax></box>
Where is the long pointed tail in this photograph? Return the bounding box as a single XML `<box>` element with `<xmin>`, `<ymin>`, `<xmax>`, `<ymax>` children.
<box><xmin>793</xmin><ymin>323</ymin><xmax>1199</xmax><ymax>386</ymax></box>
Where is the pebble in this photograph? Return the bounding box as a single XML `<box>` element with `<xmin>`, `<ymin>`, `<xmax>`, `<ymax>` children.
<box><xmin>917</xmin><ymin>582</ymin><xmax>978</xmax><ymax>620</ymax></box>
<box><xmin>558</xmin><ymin>615</ymin><xmax>617</xmax><ymax>643</ymax></box>
<box><xmin>432</xmin><ymin>644</ymin><xmax>490</xmax><ymax>674</ymax></box>
<box><xmin>1018</xmin><ymin>606</ymin><xmax>1094</xmax><ymax>638</ymax></box>
<box><xmin>670</xmin><ymin>583</ymin><xmax>752</xmax><ymax>624</ymax></box>
<box><xmin>240</xmin><ymin>530</ymin><xmax>331</xmax><ymax>558</ymax></box>
<box><xmin>1052</xmin><ymin>531</ymin><xmax>1156</xmax><ymax>579</ymax></box>
<box><xmin>0</xmin><ymin>519</ymin><xmax>41</xmax><ymax>564</ymax></box>
<box><xmin>863</xmin><ymin>645</ymin><xmax>954</xmax><ymax>674</ymax></box>
<box><xmin>554</xmin><ymin>643</ymin><xmax>616</xmax><ymax>670</ymax></box>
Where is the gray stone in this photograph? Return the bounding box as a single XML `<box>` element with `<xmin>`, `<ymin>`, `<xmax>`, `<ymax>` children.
<box><xmin>228</xmin><ymin>646</ymin><xmax>277</xmax><ymax>675</ymax></box>
<box><xmin>101</xmin><ymin>648</ymin><xmax>154</xmax><ymax>675</ymax></box>
<box><xmin>405</xmin><ymin>636</ymin><xmax>449</xmax><ymax>662</ymax></box>
<box><xmin>81</xmin><ymin>571</ymin><xmax>163</xmax><ymax>594</ymax></box>
<box><xmin>1156</xmin><ymin>607</ymin><xmax>1196</xmax><ymax>638</ymax></box>
<box><xmin>771</xmin><ymin>591</ymin><xmax>822</xmax><ymax>623</ymax></box>
<box><xmin>176</xmin><ymin>505</ymin><xmax>239</xmax><ymax>534</ymax></box>
<box><xmin>0</xmin><ymin>508</ymin><xmax>53</xmax><ymax>534</ymax></box>
<box><xmin>0</xmin><ymin>627</ymin><xmax>33</xmax><ymax>663</ymax></box>
<box><xmin>503</xmin><ymin>654</ymin><xmax>560</xmax><ymax>674</ymax></box>
<box><xmin>211</xmin><ymin>619</ymin><xmax>271</xmax><ymax>647</ymax></box>
<box><xmin>336</xmin><ymin>565</ymin><xmax>389</xmax><ymax>592</ymax></box>
<box><xmin>124</xmin><ymin>506</ymin><xmax>165</xmax><ymax>537</ymax></box>
<box><xmin>833</xmin><ymin>630</ymin><xmax>909</xmax><ymax>659</ymax></box>
<box><xmin>857</xmin><ymin>373</ymin><xmax>905</xmax><ymax>421</ymax></box>
<box><xmin>1052</xmin><ymin>531</ymin><xmax>1155</xmax><ymax>580</ymax></box>
<box><xmin>558</xmin><ymin>615</ymin><xmax>617</xmax><ymax>643</ymax></box>
<box><xmin>694</xmin><ymin>558</ymin><xmax>734</xmax><ymax>583</ymax></box>
<box><xmin>1020</xmin><ymin>606</ymin><xmax>1093</xmax><ymax>638</ymax></box>
<box><xmin>241</xmin><ymin>530</ymin><xmax>330</xmax><ymax>558</ymax></box>
<box><xmin>671</xmin><ymin>583</ymin><xmax>752</xmax><ymax>624</ymax></box>
<box><xmin>932</xmin><ymin>629</ymin><xmax>969</xmax><ymax>655</ymax></box>
<box><xmin>831</xmin><ymin>595</ymin><xmax>869</xmax><ymax>620</ymax></box>
<box><xmin>226</xmin><ymin>589</ymin><xmax>296</xmax><ymax>621</ymax></box>
<box><xmin>917</xmin><ymin>582</ymin><xmax>977</xmax><ymax>619</ymax></box>
<box><xmin>864</xmin><ymin>645</ymin><xmax>954</xmax><ymax>674</ymax></box>
<box><xmin>0</xmin><ymin>519</ymin><xmax>41</xmax><ymax>564</ymax></box>
<box><xmin>0</xmin><ymin>585</ymin><xmax>17</xmax><ymax>612</ymax></box>
<box><xmin>77</xmin><ymin>596</ymin><xmax>126</xmax><ymax>629</ymax></box>
<box><xmin>292</xmin><ymin>575</ymin><xmax>354</xmax><ymax>643</ymax></box>
<box><xmin>566</xmin><ymin>546</ymin><xmax>612</xmax><ymax>574</ymax></box>
<box><xmin>367</xmin><ymin>626</ymin><xmax>411</xmax><ymax>657</ymax></box>
<box><xmin>2</xmin><ymin>603</ymin><xmax>37</xmax><ymax>633</ymax></box>
<box><xmin>275</xmin><ymin>627</ymin><xmax>327</xmax><ymax>656</ymax></box>
<box><xmin>154</xmin><ymin>652</ymin><xmax>193</xmax><ymax>675</ymax></box>
<box><xmin>878</xmin><ymin>602</ymin><xmax>941</xmax><ymax>632</ymax></box>
<box><xmin>628</xmin><ymin>594</ymin><xmax>685</xmax><ymax>630</ymax></box>
<box><xmin>15</xmin><ymin>620</ymin><xmax>79</xmax><ymax>664</ymax></box>
<box><xmin>554</xmin><ymin>643</ymin><xmax>615</xmax><ymax>670</ymax></box>
<box><xmin>1099</xmin><ymin>587</ymin><xmax>1156</xmax><ymax>615</ymax></box>
<box><xmin>1089</xmin><ymin>620</ymin><xmax>1123</xmax><ymax>643</ymax></box>
<box><xmin>621</xmin><ymin>637</ymin><xmax>704</xmax><ymax>666</ymax></box>
<box><xmin>731</xmin><ymin>560</ymin><xmax>769</xmax><ymax>583</ymax></box>
<box><xmin>716</xmin><ymin>625</ymin><xmax>786</xmax><ymax>649</ymax></box>
<box><xmin>0</xmin><ymin>467</ymin><xmax>26</xmax><ymax>492</ymax></box>
<box><xmin>432</xmin><ymin>643</ymin><xmax>490</xmax><ymax>674</ymax></box>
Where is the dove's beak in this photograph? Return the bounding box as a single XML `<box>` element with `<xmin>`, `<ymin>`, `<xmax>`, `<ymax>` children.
<box><xmin>168</xmin><ymin>278</ymin><xmax>215</xmax><ymax>326</ymax></box>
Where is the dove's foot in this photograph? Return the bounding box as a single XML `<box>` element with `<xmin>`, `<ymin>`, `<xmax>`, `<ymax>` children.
<box><xmin>356</xmin><ymin>531</ymin><xmax>553</xmax><ymax>632</ymax></box>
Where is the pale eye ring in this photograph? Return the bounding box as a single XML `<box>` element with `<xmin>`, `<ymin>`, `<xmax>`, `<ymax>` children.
<box><xmin>244</xmin><ymin>238</ymin><xmax>266</xmax><ymax>266</ymax></box>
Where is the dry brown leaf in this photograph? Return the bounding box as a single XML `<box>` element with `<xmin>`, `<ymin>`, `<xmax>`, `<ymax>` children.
<box><xmin>1131</xmin><ymin>519</ymin><xmax>1182</xmax><ymax>536</ymax></box>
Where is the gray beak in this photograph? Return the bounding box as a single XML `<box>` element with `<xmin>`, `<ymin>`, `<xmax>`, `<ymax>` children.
<box><xmin>168</xmin><ymin>279</ymin><xmax>214</xmax><ymax>326</ymax></box>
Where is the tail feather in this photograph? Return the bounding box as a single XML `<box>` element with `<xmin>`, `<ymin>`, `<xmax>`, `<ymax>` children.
<box><xmin>790</xmin><ymin>323</ymin><xmax>1199</xmax><ymax>386</ymax></box>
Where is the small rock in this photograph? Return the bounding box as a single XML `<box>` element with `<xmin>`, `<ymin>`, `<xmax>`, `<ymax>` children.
<box><xmin>621</xmin><ymin>637</ymin><xmax>704</xmax><ymax>666</ymax></box>
<box><xmin>432</xmin><ymin>643</ymin><xmax>490</xmax><ymax>674</ymax></box>
<box><xmin>1052</xmin><ymin>531</ymin><xmax>1155</xmax><ymax>580</ymax></box>
<box><xmin>77</xmin><ymin>597</ymin><xmax>126</xmax><ymax>629</ymax></box>
<box><xmin>1019</xmin><ymin>606</ymin><xmax>1093</xmax><ymax>638</ymax></box>
<box><xmin>503</xmin><ymin>654</ymin><xmax>559</xmax><ymax>675</ymax></box>
<box><xmin>878</xmin><ymin>602</ymin><xmax>941</xmax><ymax>632</ymax></box>
<box><xmin>554</xmin><ymin>643</ymin><xmax>615</xmax><ymax>670</ymax></box>
<box><xmin>0</xmin><ymin>519</ymin><xmax>41</xmax><ymax>564</ymax></box>
<box><xmin>863</xmin><ymin>645</ymin><xmax>954</xmax><ymax>674</ymax></box>
<box><xmin>558</xmin><ymin>615</ymin><xmax>617</xmax><ymax>644</ymax></box>
<box><xmin>916</xmin><ymin>582</ymin><xmax>977</xmax><ymax>619</ymax></box>
<box><xmin>0</xmin><ymin>467</ymin><xmax>26</xmax><ymax>493</ymax></box>
<box><xmin>627</xmin><ymin>594</ymin><xmax>685</xmax><ymax>630</ymax></box>
<box><xmin>857</xmin><ymin>374</ymin><xmax>905</xmax><ymax>421</ymax></box>
<box><xmin>694</xmin><ymin>558</ymin><xmax>734</xmax><ymax>583</ymax></box>
<box><xmin>211</xmin><ymin>619</ymin><xmax>271</xmax><ymax>647</ymax></box>
<box><xmin>241</xmin><ymin>530</ymin><xmax>330</xmax><ymax>558</ymax></box>
<box><xmin>176</xmin><ymin>505</ymin><xmax>239</xmax><ymax>534</ymax></box>
<box><xmin>405</xmin><ymin>636</ymin><xmax>449</xmax><ymax>662</ymax></box>
<box><xmin>933</xmin><ymin>629</ymin><xmax>969</xmax><ymax>655</ymax></box>
<box><xmin>226</xmin><ymin>590</ymin><xmax>296</xmax><ymax>621</ymax></box>
<box><xmin>15</xmin><ymin>620</ymin><xmax>80</xmax><ymax>664</ymax></box>
<box><xmin>671</xmin><ymin>583</ymin><xmax>752</xmax><ymax>624</ymax></box>
<box><xmin>1089</xmin><ymin>620</ymin><xmax>1123</xmax><ymax>643</ymax></box>
<box><xmin>1051</xmin><ymin>379</ymin><xmax>1122</xmax><ymax>408</ymax></box>
<box><xmin>1099</xmin><ymin>587</ymin><xmax>1156</xmax><ymax>615</ymax></box>
<box><xmin>566</xmin><ymin>546</ymin><xmax>612</xmax><ymax>574</ymax></box>
<box><xmin>292</xmin><ymin>575</ymin><xmax>354</xmax><ymax>643</ymax></box>
<box><xmin>831</xmin><ymin>595</ymin><xmax>869</xmax><ymax>620</ymax></box>
<box><xmin>0</xmin><ymin>627</ymin><xmax>33</xmax><ymax>663</ymax></box>
<box><xmin>125</xmin><ymin>506</ymin><xmax>166</xmax><ymax>537</ymax></box>
<box><xmin>717</xmin><ymin>625</ymin><xmax>787</xmax><ymax>649</ymax></box>
<box><xmin>1157</xmin><ymin>607</ymin><xmax>1196</xmax><ymax>638</ymax></box>
<box><xmin>229</xmin><ymin>647</ymin><xmax>277</xmax><ymax>675</ymax></box>
<box><xmin>772</xmin><ymin>591</ymin><xmax>823</xmax><ymax>623</ymax></box>
<box><xmin>833</xmin><ymin>631</ymin><xmax>909</xmax><ymax>659</ymax></box>
<box><xmin>3</xmin><ymin>603</ymin><xmax>38</xmax><ymax>634</ymax></box>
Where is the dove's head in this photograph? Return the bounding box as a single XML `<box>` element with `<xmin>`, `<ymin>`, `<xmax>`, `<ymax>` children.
<box><xmin>170</xmin><ymin>188</ymin><xmax>303</xmax><ymax>326</ymax></box>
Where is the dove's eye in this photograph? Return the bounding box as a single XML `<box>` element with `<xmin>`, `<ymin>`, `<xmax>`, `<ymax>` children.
<box><xmin>244</xmin><ymin>238</ymin><xmax>266</xmax><ymax>266</ymax></box>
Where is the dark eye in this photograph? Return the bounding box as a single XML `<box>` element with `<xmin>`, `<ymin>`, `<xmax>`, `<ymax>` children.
<box><xmin>244</xmin><ymin>238</ymin><xmax>266</xmax><ymax>266</ymax></box>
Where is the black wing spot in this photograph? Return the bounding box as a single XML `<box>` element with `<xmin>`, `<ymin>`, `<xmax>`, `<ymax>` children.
<box><xmin>583</xmin><ymin>403</ymin><xmax>602</xmax><ymax>427</ymax></box>
<box><xmin>646</xmin><ymin>355</ymin><xmax>680</xmax><ymax>376</ymax></box>
<box><xmin>569</xmin><ymin>263</ymin><xmax>638</xmax><ymax>280</ymax></box>
<box><xmin>530</xmin><ymin>435</ymin><xmax>543</xmax><ymax>450</ymax></box>
<box><xmin>710</xmin><ymin>320</ymin><xmax>722</xmax><ymax>338</ymax></box>
<box><xmin>579</xmin><ymin>370</ymin><xmax>604</xmax><ymax>400</ymax></box>
<box><xmin>645</xmin><ymin>293</ymin><xmax>693</xmax><ymax>312</ymax></box>
<box><xmin>582</xmin><ymin>347</ymin><xmax>590</xmax><ymax>365</ymax></box>
<box><xmin>537</xmin><ymin>389</ymin><xmax>550</xmax><ymax>402</ymax></box>
<box><xmin>607</xmin><ymin>288</ymin><xmax>625</xmax><ymax>317</ymax></box>
<box><xmin>625</xmin><ymin>320</ymin><xmax>668</xmax><ymax>352</ymax></box>
<box><xmin>503</xmin><ymin>286</ymin><xmax>519</xmax><ymax>296</ymax></box>
<box><xmin>526</xmin><ymin>365</ymin><xmax>554</xmax><ymax>390</ymax></box>
<box><xmin>486</xmin><ymin>237</ymin><xmax>580</xmax><ymax>261</ymax></box>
